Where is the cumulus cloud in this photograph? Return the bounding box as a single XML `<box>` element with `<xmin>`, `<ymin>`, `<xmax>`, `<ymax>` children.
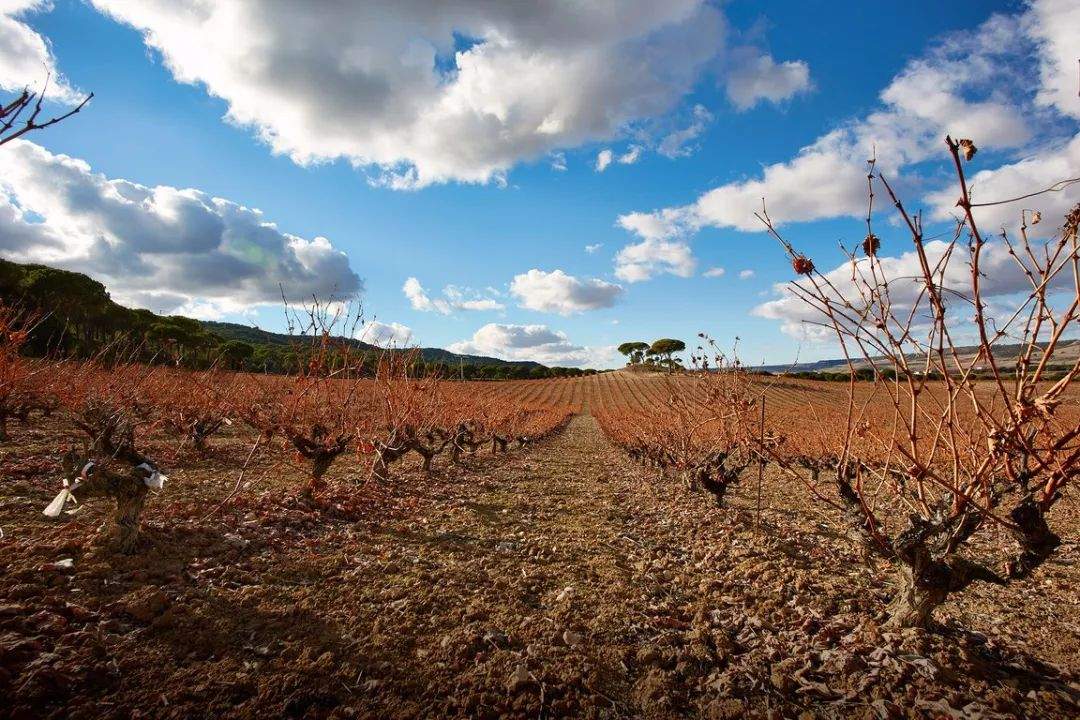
<box><xmin>1026</xmin><ymin>0</ymin><xmax>1080</xmax><ymax>120</ymax></box>
<box><xmin>616</xmin><ymin>207</ymin><xmax>695</xmax><ymax>242</ymax></box>
<box><xmin>89</xmin><ymin>2</ymin><xmax>825</xmax><ymax>188</ymax></box>
<box><xmin>403</xmin><ymin>277</ymin><xmax>449</xmax><ymax>314</ymax></box>
<box><xmin>360</xmin><ymin>320</ymin><xmax>414</xmax><ymax>348</ymax></box>
<box><xmin>0</xmin><ymin>140</ymin><xmax>361</xmax><ymax>315</ymax></box>
<box><xmin>613</xmin><ymin>212</ymin><xmax>698</xmax><ymax>281</ymax></box>
<box><xmin>724</xmin><ymin>50</ymin><xmax>811</xmax><ymax>111</ymax></box>
<box><xmin>585</xmin><ymin>243</ymin><xmax>603</xmax><ymax>254</ymax></box>
<box><xmin>738</xmin><ymin>269</ymin><xmax>755</xmax><ymax>280</ymax></box>
<box><xmin>91</xmin><ymin>0</ymin><xmax>731</xmax><ymax>189</ymax></box>
<box><xmin>403</xmin><ymin>276</ymin><xmax>503</xmax><ymax>314</ymax></box>
<box><xmin>614</xmin><ymin>238</ymin><xmax>696</xmax><ymax>283</ymax></box>
<box><xmin>615</xmin><ymin>1</ymin><xmax>1078</xmax><ymax>264</ymax></box>
<box><xmin>509</xmin><ymin>268</ymin><xmax>623</xmax><ymax>315</ymax></box>
<box><xmin>448</xmin><ymin>323</ymin><xmax>615</xmax><ymax>367</ymax></box>
<box><xmin>703</xmin><ymin>267</ymin><xmax>726</xmax><ymax>277</ymax></box>
<box><xmin>0</xmin><ymin>1</ymin><xmax>80</xmax><ymax>101</ymax></box>
<box><xmin>550</xmin><ymin>152</ymin><xmax>567</xmax><ymax>172</ymax></box>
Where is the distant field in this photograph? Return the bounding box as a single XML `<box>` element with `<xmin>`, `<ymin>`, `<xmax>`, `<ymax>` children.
<box><xmin>479</xmin><ymin>370</ymin><xmax>848</xmax><ymax>413</ymax></box>
<box><xmin>484</xmin><ymin>368</ymin><xmax>1080</xmax><ymax>424</ymax></box>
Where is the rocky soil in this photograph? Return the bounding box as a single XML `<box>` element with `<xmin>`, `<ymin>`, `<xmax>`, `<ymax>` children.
<box><xmin>1</xmin><ymin>414</ymin><xmax>1077</xmax><ymax>719</ymax></box>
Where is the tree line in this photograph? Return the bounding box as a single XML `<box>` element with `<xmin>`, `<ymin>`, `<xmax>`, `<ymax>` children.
<box><xmin>0</xmin><ymin>259</ymin><xmax>595</xmax><ymax>380</ymax></box>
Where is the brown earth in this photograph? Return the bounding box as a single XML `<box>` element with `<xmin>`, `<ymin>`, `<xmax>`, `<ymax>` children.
<box><xmin>0</xmin><ymin>406</ymin><xmax>1078</xmax><ymax>719</ymax></box>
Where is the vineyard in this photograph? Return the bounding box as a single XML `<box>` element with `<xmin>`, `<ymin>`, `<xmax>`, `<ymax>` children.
<box><xmin>1</xmin><ymin>149</ymin><xmax>1079</xmax><ymax>718</ymax></box>
<box><xmin>2</xmin><ymin>352</ymin><xmax>1078</xmax><ymax>717</ymax></box>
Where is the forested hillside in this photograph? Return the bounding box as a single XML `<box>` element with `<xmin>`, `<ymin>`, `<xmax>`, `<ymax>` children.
<box><xmin>0</xmin><ymin>259</ymin><xmax>595</xmax><ymax>379</ymax></box>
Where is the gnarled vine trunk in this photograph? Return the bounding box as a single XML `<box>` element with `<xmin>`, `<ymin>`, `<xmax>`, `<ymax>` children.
<box><xmin>370</xmin><ymin>441</ymin><xmax>409</xmax><ymax>481</ymax></box>
<box><xmin>66</xmin><ymin>460</ymin><xmax>152</xmax><ymax>554</ymax></box>
<box><xmin>302</xmin><ymin>450</ymin><xmax>341</xmax><ymax>498</ymax></box>
<box><xmin>113</xmin><ymin>489</ymin><xmax>149</xmax><ymax>554</ymax></box>
<box><xmin>884</xmin><ymin>558</ymin><xmax>950</xmax><ymax>629</ymax></box>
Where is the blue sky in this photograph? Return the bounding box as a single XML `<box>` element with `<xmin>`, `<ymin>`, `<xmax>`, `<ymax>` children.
<box><xmin>1</xmin><ymin>1</ymin><xmax>1077</xmax><ymax>367</ymax></box>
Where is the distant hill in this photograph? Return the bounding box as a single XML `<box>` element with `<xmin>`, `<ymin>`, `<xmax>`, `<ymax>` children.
<box><xmin>201</xmin><ymin>320</ymin><xmax>541</xmax><ymax>369</ymax></box>
<box><xmin>0</xmin><ymin>258</ymin><xmax>567</xmax><ymax>376</ymax></box>
<box><xmin>758</xmin><ymin>340</ymin><xmax>1080</xmax><ymax>375</ymax></box>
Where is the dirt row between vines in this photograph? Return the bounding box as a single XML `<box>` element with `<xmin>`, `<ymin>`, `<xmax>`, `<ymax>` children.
<box><xmin>1</xmin><ymin>410</ymin><xmax>1078</xmax><ymax>719</ymax></box>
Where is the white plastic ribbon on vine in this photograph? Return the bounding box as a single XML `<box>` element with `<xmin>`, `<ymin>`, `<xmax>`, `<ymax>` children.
<box><xmin>42</xmin><ymin>484</ymin><xmax>73</xmax><ymax>518</ymax></box>
<box><xmin>43</xmin><ymin>461</ymin><xmax>96</xmax><ymax>517</ymax></box>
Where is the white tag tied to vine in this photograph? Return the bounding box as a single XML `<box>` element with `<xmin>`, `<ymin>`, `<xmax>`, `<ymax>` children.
<box><xmin>42</xmin><ymin>461</ymin><xmax>94</xmax><ymax>518</ymax></box>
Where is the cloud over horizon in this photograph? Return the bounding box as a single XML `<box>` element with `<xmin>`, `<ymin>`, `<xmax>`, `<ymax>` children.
<box><xmin>0</xmin><ymin>140</ymin><xmax>361</xmax><ymax>316</ymax></box>
<box><xmin>449</xmin><ymin>323</ymin><xmax>615</xmax><ymax>367</ymax></box>
<box><xmin>360</xmin><ymin>320</ymin><xmax>415</xmax><ymax>348</ymax></box>
<box><xmin>751</xmin><ymin>235</ymin><xmax>1070</xmax><ymax>342</ymax></box>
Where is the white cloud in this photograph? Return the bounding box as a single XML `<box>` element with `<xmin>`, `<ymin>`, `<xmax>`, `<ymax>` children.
<box><xmin>0</xmin><ymin>1</ymin><xmax>80</xmax><ymax>102</ymax></box>
<box><xmin>658</xmin><ymin>104</ymin><xmax>713</xmax><ymax>158</ymax></box>
<box><xmin>1026</xmin><ymin>0</ymin><xmax>1080</xmax><ymax>120</ymax></box>
<box><xmin>724</xmin><ymin>50</ymin><xmax>811</xmax><ymax>111</ymax></box>
<box><xmin>703</xmin><ymin>267</ymin><xmax>726</xmax><ymax>277</ymax></box>
<box><xmin>616</xmin><ymin>207</ymin><xmax>696</xmax><ymax>241</ymax></box>
<box><xmin>361</xmin><ymin>320</ymin><xmax>414</xmax><ymax>348</ymax></box>
<box><xmin>403</xmin><ymin>277</ymin><xmax>449</xmax><ymax>314</ymax></box>
<box><xmin>443</xmin><ymin>285</ymin><xmax>505</xmax><ymax>311</ymax></box>
<box><xmin>403</xmin><ymin>276</ymin><xmax>503</xmax><ymax>314</ymax></box>
<box><xmin>171</xmin><ymin>298</ymin><xmax>257</xmax><ymax>322</ymax></box>
<box><xmin>615</xmin><ymin>1</ymin><xmax>1078</xmax><ymax>261</ymax></box>
<box><xmin>596</xmin><ymin>106</ymin><xmax>716</xmax><ymax>171</ymax></box>
<box><xmin>738</xmin><ymin>269</ymin><xmax>755</xmax><ymax>279</ymax></box>
<box><xmin>926</xmin><ymin>133</ymin><xmax>1080</xmax><ymax>229</ymax></box>
<box><xmin>595</xmin><ymin>149</ymin><xmax>614</xmax><ymax>172</ymax></box>
<box><xmin>449</xmin><ymin>323</ymin><xmax>616</xmax><ymax>367</ymax></box>
<box><xmin>585</xmin><ymin>243</ymin><xmax>603</xmax><ymax>254</ymax></box>
<box><xmin>752</xmin><ymin>238</ymin><xmax>1049</xmax><ymax>341</ymax></box>
<box><xmin>550</xmin><ymin>152</ymin><xmax>567</xmax><ymax>172</ymax></box>
<box><xmin>0</xmin><ymin>140</ymin><xmax>361</xmax><ymax>315</ymax></box>
<box><xmin>597</xmin><ymin>144</ymin><xmax>645</xmax><ymax>172</ymax></box>
<box><xmin>618</xmin><ymin>145</ymin><xmax>642</xmax><ymax>165</ymax></box>
<box><xmin>639</xmin><ymin>146</ymin><xmax>870</xmax><ymax>235</ymax></box>
<box><xmin>91</xmin><ymin>0</ymin><xmax>728</xmax><ymax>189</ymax></box>
<box><xmin>510</xmin><ymin>268</ymin><xmax>623</xmax><ymax>315</ymax></box>
<box><xmin>614</xmin><ymin>238</ymin><xmax>696</xmax><ymax>282</ymax></box>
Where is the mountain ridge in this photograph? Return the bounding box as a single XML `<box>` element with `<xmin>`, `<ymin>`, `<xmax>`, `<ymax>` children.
<box><xmin>200</xmin><ymin>319</ymin><xmax>541</xmax><ymax>369</ymax></box>
<box><xmin>0</xmin><ymin>258</ymin><xmax>546</xmax><ymax>371</ymax></box>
